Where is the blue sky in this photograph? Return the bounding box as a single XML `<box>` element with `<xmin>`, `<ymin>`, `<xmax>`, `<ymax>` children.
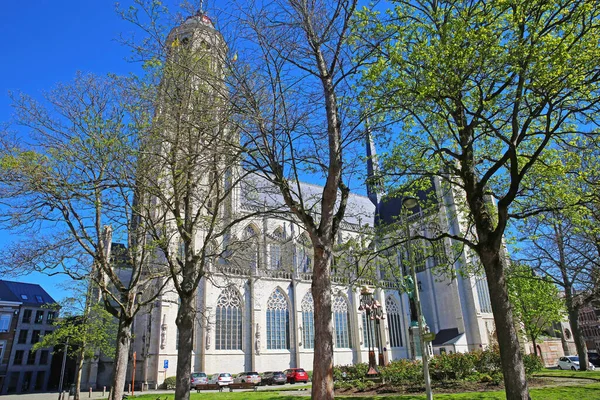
<box><xmin>0</xmin><ymin>1</ymin><xmax>139</xmax><ymax>302</ymax></box>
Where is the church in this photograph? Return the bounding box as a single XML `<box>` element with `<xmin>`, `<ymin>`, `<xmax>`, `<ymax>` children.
<box><xmin>82</xmin><ymin>11</ymin><xmax>496</xmax><ymax>390</ymax></box>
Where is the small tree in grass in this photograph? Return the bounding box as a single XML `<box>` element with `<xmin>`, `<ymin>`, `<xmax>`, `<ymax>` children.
<box><xmin>507</xmin><ymin>263</ymin><xmax>566</xmax><ymax>357</ymax></box>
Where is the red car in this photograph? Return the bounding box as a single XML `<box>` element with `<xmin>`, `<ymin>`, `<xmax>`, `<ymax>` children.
<box><xmin>284</xmin><ymin>368</ymin><xmax>309</xmax><ymax>384</ymax></box>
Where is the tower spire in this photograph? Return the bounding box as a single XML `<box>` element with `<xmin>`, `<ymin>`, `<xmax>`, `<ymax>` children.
<box><xmin>365</xmin><ymin>123</ymin><xmax>382</xmax><ymax>207</ymax></box>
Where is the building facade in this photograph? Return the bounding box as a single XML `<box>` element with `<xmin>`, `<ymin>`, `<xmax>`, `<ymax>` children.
<box><xmin>0</xmin><ymin>280</ymin><xmax>57</xmax><ymax>394</ymax></box>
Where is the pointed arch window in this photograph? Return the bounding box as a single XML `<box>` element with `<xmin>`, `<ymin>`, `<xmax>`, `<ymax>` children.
<box><xmin>386</xmin><ymin>296</ymin><xmax>403</xmax><ymax>347</ymax></box>
<box><xmin>244</xmin><ymin>225</ymin><xmax>259</xmax><ymax>269</ymax></box>
<box><xmin>297</xmin><ymin>234</ymin><xmax>312</xmax><ymax>273</ymax></box>
<box><xmin>301</xmin><ymin>292</ymin><xmax>314</xmax><ymax>349</ymax></box>
<box><xmin>215</xmin><ymin>287</ymin><xmax>243</xmax><ymax>350</ymax></box>
<box><xmin>266</xmin><ymin>289</ymin><xmax>290</xmax><ymax>349</ymax></box>
<box><xmin>333</xmin><ymin>295</ymin><xmax>351</xmax><ymax>348</ymax></box>
<box><xmin>269</xmin><ymin>228</ymin><xmax>285</xmax><ymax>270</ymax></box>
<box><xmin>362</xmin><ymin>313</ymin><xmax>376</xmax><ymax>348</ymax></box>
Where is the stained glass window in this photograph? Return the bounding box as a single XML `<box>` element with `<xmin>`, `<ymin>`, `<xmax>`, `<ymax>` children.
<box><xmin>266</xmin><ymin>288</ymin><xmax>290</xmax><ymax>349</ymax></box>
<box><xmin>215</xmin><ymin>287</ymin><xmax>243</xmax><ymax>350</ymax></box>
<box><xmin>333</xmin><ymin>296</ymin><xmax>351</xmax><ymax>348</ymax></box>
<box><xmin>386</xmin><ymin>296</ymin><xmax>403</xmax><ymax>347</ymax></box>
<box><xmin>301</xmin><ymin>292</ymin><xmax>314</xmax><ymax>349</ymax></box>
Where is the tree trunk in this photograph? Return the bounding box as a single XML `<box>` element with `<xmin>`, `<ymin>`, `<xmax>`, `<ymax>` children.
<box><xmin>108</xmin><ymin>317</ymin><xmax>133</xmax><ymax>400</ymax></box>
<box><xmin>481</xmin><ymin>248</ymin><xmax>530</xmax><ymax>400</ymax></box>
<box><xmin>566</xmin><ymin>294</ymin><xmax>588</xmax><ymax>370</ymax></box>
<box><xmin>73</xmin><ymin>345</ymin><xmax>86</xmax><ymax>400</ymax></box>
<box><xmin>175</xmin><ymin>293</ymin><xmax>195</xmax><ymax>400</ymax></box>
<box><xmin>531</xmin><ymin>337</ymin><xmax>538</xmax><ymax>357</ymax></box>
<box><xmin>311</xmin><ymin>245</ymin><xmax>334</xmax><ymax>400</ymax></box>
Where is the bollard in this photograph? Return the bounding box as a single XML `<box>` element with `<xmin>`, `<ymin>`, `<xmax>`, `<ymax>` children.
<box><xmin>128</xmin><ymin>383</ymin><xmax>131</xmax><ymax>393</ymax></box>
<box><xmin>89</xmin><ymin>387</ymin><xmax>92</xmax><ymax>398</ymax></box>
<box><xmin>102</xmin><ymin>386</ymin><xmax>106</xmax><ymax>396</ymax></box>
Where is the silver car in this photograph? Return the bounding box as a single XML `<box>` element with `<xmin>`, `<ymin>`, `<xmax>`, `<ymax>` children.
<box><xmin>190</xmin><ymin>372</ymin><xmax>208</xmax><ymax>388</ymax></box>
<box><xmin>558</xmin><ymin>356</ymin><xmax>596</xmax><ymax>371</ymax></box>
<box><xmin>209</xmin><ymin>372</ymin><xmax>233</xmax><ymax>386</ymax></box>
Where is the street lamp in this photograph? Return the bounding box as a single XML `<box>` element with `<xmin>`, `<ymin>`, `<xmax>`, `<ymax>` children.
<box><xmin>58</xmin><ymin>336</ymin><xmax>70</xmax><ymax>400</ymax></box>
<box><xmin>402</xmin><ymin>196</ymin><xmax>433</xmax><ymax>400</ymax></box>
<box><xmin>358</xmin><ymin>286</ymin><xmax>385</xmax><ymax>376</ymax></box>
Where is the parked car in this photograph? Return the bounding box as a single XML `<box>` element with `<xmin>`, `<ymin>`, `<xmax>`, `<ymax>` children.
<box><xmin>208</xmin><ymin>372</ymin><xmax>234</xmax><ymax>386</ymax></box>
<box><xmin>190</xmin><ymin>372</ymin><xmax>208</xmax><ymax>388</ymax></box>
<box><xmin>284</xmin><ymin>368</ymin><xmax>309</xmax><ymax>384</ymax></box>
<box><xmin>558</xmin><ymin>356</ymin><xmax>596</xmax><ymax>371</ymax></box>
<box><xmin>588</xmin><ymin>352</ymin><xmax>600</xmax><ymax>367</ymax></box>
<box><xmin>261</xmin><ymin>371</ymin><xmax>287</xmax><ymax>385</ymax></box>
<box><xmin>234</xmin><ymin>371</ymin><xmax>261</xmax><ymax>385</ymax></box>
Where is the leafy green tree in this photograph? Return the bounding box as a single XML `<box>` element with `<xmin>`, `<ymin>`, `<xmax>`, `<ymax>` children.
<box><xmin>507</xmin><ymin>263</ymin><xmax>566</xmax><ymax>357</ymax></box>
<box><xmin>34</xmin><ymin>302</ymin><xmax>117</xmax><ymax>400</ymax></box>
<box><xmin>357</xmin><ymin>1</ymin><xmax>600</xmax><ymax>398</ymax></box>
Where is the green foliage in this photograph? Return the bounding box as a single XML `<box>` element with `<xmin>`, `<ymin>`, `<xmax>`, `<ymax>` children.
<box><xmin>429</xmin><ymin>352</ymin><xmax>476</xmax><ymax>381</ymax></box>
<box><xmin>162</xmin><ymin>376</ymin><xmax>177</xmax><ymax>390</ymax></box>
<box><xmin>380</xmin><ymin>359</ymin><xmax>424</xmax><ymax>385</ymax></box>
<box><xmin>523</xmin><ymin>354</ymin><xmax>544</xmax><ymax>376</ymax></box>
<box><xmin>33</xmin><ymin>303</ymin><xmax>117</xmax><ymax>359</ymax></box>
<box><xmin>507</xmin><ymin>263</ymin><xmax>566</xmax><ymax>346</ymax></box>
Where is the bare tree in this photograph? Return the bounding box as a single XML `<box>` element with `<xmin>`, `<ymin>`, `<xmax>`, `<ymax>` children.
<box><xmin>227</xmin><ymin>0</ymin><xmax>370</xmax><ymax>397</ymax></box>
<box><xmin>0</xmin><ymin>73</ymin><xmax>169</xmax><ymax>400</ymax></box>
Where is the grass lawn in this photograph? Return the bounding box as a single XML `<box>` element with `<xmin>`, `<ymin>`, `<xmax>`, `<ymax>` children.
<box><xmin>128</xmin><ymin>382</ymin><xmax>600</xmax><ymax>400</ymax></box>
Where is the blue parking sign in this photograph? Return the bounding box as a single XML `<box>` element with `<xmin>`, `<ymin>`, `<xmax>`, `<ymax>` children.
<box><xmin>164</xmin><ymin>360</ymin><xmax>169</xmax><ymax>369</ymax></box>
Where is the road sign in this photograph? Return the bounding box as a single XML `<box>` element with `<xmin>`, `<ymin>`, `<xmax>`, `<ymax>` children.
<box><xmin>423</xmin><ymin>333</ymin><xmax>436</xmax><ymax>342</ymax></box>
<box><xmin>164</xmin><ymin>360</ymin><xmax>169</xmax><ymax>369</ymax></box>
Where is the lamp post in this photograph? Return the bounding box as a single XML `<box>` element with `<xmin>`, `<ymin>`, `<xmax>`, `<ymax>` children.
<box><xmin>359</xmin><ymin>286</ymin><xmax>385</xmax><ymax>375</ymax></box>
<box><xmin>57</xmin><ymin>336</ymin><xmax>69</xmax><ymax>400</ymax></box>
<box><xmin>402</xmin><ymin>196</ymin><xmax>433</xmax><ymax>400</ymax></box>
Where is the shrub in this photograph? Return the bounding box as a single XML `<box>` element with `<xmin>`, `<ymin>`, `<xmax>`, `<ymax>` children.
<box><xmin>334</xmin><ymin>363</ymin><xmax>369</xmax><ymax>381</ymax></box>
<box><xmin>161</xmin><ymin>376</ymin><xmax>176</xmax><ymax>390</ymax></box>
<box><xmin>429</xmin><ymin>352</ymin><xmax>476</xmax><ymax>381</ymax></box>
<box><xmin>380</xmin><ymin>359</ymin><xmax>423</xmax><ymax>385</ymax></box>
<box><xmin>523</xmin><ymin>354</ymin><xmax>543</xmax><ymax>376</ymax></box>
<box><xmin>473</xmin><ymin>348</ymin><xmax>502</xmax><ymax>375</ymax></box>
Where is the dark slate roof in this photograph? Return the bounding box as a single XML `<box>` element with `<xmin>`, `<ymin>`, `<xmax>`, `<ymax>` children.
<box><xmin>431</xmin><ymin>328</ymin><xmax>461</xmax><ymax>346</ymax></box>
<box><xmin>0</xmin><ymin>280</ymin><xmax>57</xmax><ymax>305</ymax></box>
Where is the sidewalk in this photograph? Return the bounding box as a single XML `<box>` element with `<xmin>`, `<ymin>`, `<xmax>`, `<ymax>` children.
<box><xmin>0</xmin><ymin>389</ymin><xmax>174</xmax><ymax>400</ymax></box>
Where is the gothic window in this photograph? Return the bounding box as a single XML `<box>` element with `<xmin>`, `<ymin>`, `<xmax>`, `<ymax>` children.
<box><xmin>266</xmin><ymin>288</ymin><xmax>290</xmax><ymax>350</ymax></box>
<box><xmin>386</xmin><ymin>296</ymin><xmax>403</xmax><ymax>348</ymax></box>
<box><xmin>362</xmin><ymin>313</ymin><xmax>376</xmax><ymax>348</ymax></box>
<box><xmin>475</xmin><ymin>276</ymin><xmax>492</xmax><ymax>313</ymax></box>
<box><xmin>301</xmin><ymin>292</ymin><xmax>314</xmax><ymax>349</ymax></box>
<box><xmin>297</xmin><ymin>234</ymin><xmax>312</xmax><ymax>273</ymax></box>
<box><xmin>243</xmin><ymin>225</ymin><xmax>259</xmax><ymax>269</ymax></box>
<box><xmin>215</xmin><ymin>287</ymin><xmax>243</xmax><ymax>350</ymax></box>
<box><xmin>333</xmin><ymin>296</ymin><xmax>351</xmax><ymax>348</ymax></box>
<box><xmin>269</xmin><ymin>228</ymin><xmax>285</xmax><ymax>270</ymax></box>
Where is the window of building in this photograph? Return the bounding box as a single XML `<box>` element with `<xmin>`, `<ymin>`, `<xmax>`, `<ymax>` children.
<box><xmin>13</xmin><ymin>350</ymin><xmax>24</xmax><ymax>365</ymax></box>
<box><xmin>297</xmin><ymin>234</ymin><xmax>312</xmax><ymax>273</ymax></box>
<box><xmin>243</xmin><ymin>225</ymin><xmax>259</xmax><ymax>270</ymax></box>
<box><xmin>22</xmin><ymin>309</ymin><xmax>32</xmax><ymax>323</ymax></box>
<box><xmin>362</xmin><ymin>313</ymin><xmax>376</xmax><ymax>348</ymax></box>
<box><xmin>22</xmin><ymin>370</ymin><xmax>32</xmax><ymax>391</ymax></box>
<box><xmin>34</xmin><ymin>370</ymin><xmax>46</xmax><ymax>391</ymax></box>
<box><xmin>35</xmin><ymin>295</ymin><xmax>44</xmax><ymax>303</ymax></box>
<box><xmin>7</xmin><ymin>371</ymin><xmax>19</xmax><ymax>393</ymax></box>
<box><xmin>18</xmin><ymin>329</ymin><xmax>28</xmax><ymax>344</ymax></box>
<box><xmin>333</xmin><ymin>296</ymin><xmax>351</xmax><ymax>348</ymax></box>
<box><xmin>269</xmin><ymin>243</ymin><xmax>282</xmax><ymax>270</ymax></box>
<box><xmin>0</xmin><ymin>313</ymin><xmax>11</xmax><ymax>332</ymax></box>
<box><xmin>35</xmin><ymin>310</ymin><xmax>44</xmax><ymax>324</ymax></box>
<box><xmin>386</xmin><ymin>296</ymin><xmax>403</xmax><ymax>348</ymax></box>
<box><xmin>215</xmin><ymin>287</ymin><xmax>242</xmax><ymax>350</ymax></box>
<box><xmin>0</xmin><ymin>340</ymin><xmax>5</xmax><ymax>361</ymax></box>
<box><xmin>266</xmin><ymin>288</ymin><xmax>290</xmax><ymax>350</ymax></box>
<box><xmin>27</xmin><ymin>350</ymin><xmax>36</xmax><ymax>365</ymax></box>
<box><xmin>301</xmin><ymin>292</ymin><xmax>314</xmax><ymax>349</ymax></box>
<box><xmin>46</xmin><ymin>312</ymin><xmax>56</xmax><ymax>324</ymax></box>
<box><xmin>31</xmin><ymin>330</ymin><xmax>40</xmax><ymax>344</ymax></box>
<box><xmin>40</xmin><ymin>350</ymin><xmax>49</xmax><ymax>365</ymax></box>
<box><xmin>45</xmin><ymin>330</ymin><xmax>52</xmax><ymax>337</ymax></box>
<box><xmin>21</xmin><ymin>294</ymin><xmax>28</xmax><ymax>300</ymax></box>
<box><xmin>475</xmin><ymin>276</ymin><xmax>492</xmax><ymax>313</ymax></box>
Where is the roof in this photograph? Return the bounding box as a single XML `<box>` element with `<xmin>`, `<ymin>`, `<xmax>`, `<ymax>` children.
<box><xmin>0</xmin><ymin>280</ymin><xmax>57</xmax><ymax>306</ymax></box>
<box><xmin>240</xmin><ymin>174</ymin><xmax>375</xmax><ymax>227</ymax></box>
<box><xmin>431</xmin><ymin>328</ymin><xmax>461</xmax><ymax>346</ymax></box>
